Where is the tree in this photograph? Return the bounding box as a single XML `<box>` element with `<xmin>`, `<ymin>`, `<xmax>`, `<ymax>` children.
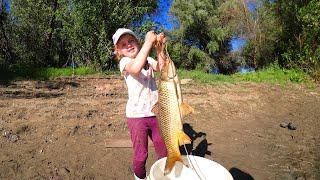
<box><xmin>170</xmin><ymin>0</ymin><xmax>230</xmax><ymax>71</ymax></box>
<box><xmin>53</xmin><ymin>0</ymin><xmax>158</xmax><ymax>69</ymax></box>
<box><xmin>274</xmin><ymin>0</ymin><xmax>320</xmax><ymax>79</ymax></box>
<box><xmin>62</xmin><ymin>0</ymin><xmax>157</xmax><ymax>69</ymax></box>
<box><xmin>8</xmin><ymin>0</ymin><xmax>66</xmax><ymax>67</ymax></box>
<box><xmin>219</xmin><ymin>0</ymin><xmax>281</xmax><ymax>69</ymax></box>
<box><xmin>0</xmin><ymin>0</ymin><xmax>16</xmax><ymax>68</ymax></box>
<box><xmin>4</xmin><ymin>0</ymin><xmax>157</xmax><ymax>70</ymax></box>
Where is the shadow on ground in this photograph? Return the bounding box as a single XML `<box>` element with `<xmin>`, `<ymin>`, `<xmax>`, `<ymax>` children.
<box><xmin>229</xmin><ymin>167</ymin><xmax>255</xmax><ymax>180</ymax></box>
<box><xmin>182</xmin><ymin>123</ymin><xmax>255</xmax><ymax>180</ymax></box>
<box><xmin>181</xmin><ymin>123</ymin><xmax>211</xmax><ymax>157</ymax></box>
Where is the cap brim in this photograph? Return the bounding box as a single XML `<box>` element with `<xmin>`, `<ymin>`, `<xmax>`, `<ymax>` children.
<box><xmin>113</xmin><ymin>29</ymin><xmax>138</xmax><ymax>45</ymax></box>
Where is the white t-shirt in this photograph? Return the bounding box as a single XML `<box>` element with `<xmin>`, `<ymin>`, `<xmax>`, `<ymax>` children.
<box><xmin>119</xmin><ymin>56</ymin><xmax>158</xmax><ymax>118</ymax></box>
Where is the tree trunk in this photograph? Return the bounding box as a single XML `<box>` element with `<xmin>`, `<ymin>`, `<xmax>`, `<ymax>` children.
<box><xmin>45</xmin><ymin>0</ymin><xmax>58</xmax><ymax>66</ymax></box>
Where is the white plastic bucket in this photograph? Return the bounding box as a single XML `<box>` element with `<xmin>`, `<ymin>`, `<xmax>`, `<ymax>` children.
<box><xmin>148</xmin><ymin>155</ymin><xmax>233</xmax><ymax>180</ymax></box>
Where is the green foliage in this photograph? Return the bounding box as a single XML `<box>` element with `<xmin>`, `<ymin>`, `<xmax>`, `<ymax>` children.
<box><xmin>178</xmin><ymin>69</ymin><xmax>236</xmax><ymax>84</ymax></box>
<box><xmin>37</xmin><ymin>67</ymin><xmax>98</xmax><ymax>78</ymax></box>
<box><xmin>4</xmin><ymin>0</ymin><xmax>157</xmax><ymax>71</ymax></box>
<box><xmin>166</xmin><ymin>42</ymin><xmax>189</xmax><ymax>69</ymax></box>
<box><xmin>187</xmin><ymin>46</ymin><xmax>213</xmax><ymax>71</ymax></box>
<box><xmin>218</xmin><ymin>0</ymin><xmax>319</xmax><ymax>81</ymax></box>
<box><xmin>297</xmin><ymin>0</ymin><xmax>320</xmax><ymax>80</ymax></box>
<box><xmin>0</xmin><ymin>1</ymin><xmax>13</xmax><ymax>67</ymax></box>
<box><xmin>170</xmin><ymin>0</ymin><xmax>229</xmax><ymax>71</ymax></box>
<box><xmin>1</xmin><ymin>66</ymin><xmax>98</xmax><ymax>80</ymax></box>
<box><xmin>274</xmin><ymin>0</ymin><xmax>320</xmax><ymax>80</ymax></box>
<box><xmin>59</xmin><ymin>0</ymin><xmax>157</xmax><ymax>70</ymax></box>
<box><xmin>2</xmin><ymin>0</ymin><xmax>319</xmax><ymax>82</ymax></box>
<box><xmin>133</xmin><ymin>20</ymin><xmax>158</xmax><ymax>36</ymax></box>
<box><xmin>178</xmin><ymin>64</ymin><xmax>313</xmax><ymax>87</ymax></box>
<box><xmin>220</xmin><ymin>0</ymin><xmax>282</xmax><ymax>68</ymax></box>
<box><xmin>299</xmin><ymin>0</ymin><xmax>320</xmax><ymax>33</ymax></box>
<box><xmin>10</xmin><ymin>0</ymin><xmax>60</xmax><ymax>66</ymax></box>
<box><xmin>233</xmin><ymin>63</ymin><xmax>310</xmax><ymax>85</ymax></box>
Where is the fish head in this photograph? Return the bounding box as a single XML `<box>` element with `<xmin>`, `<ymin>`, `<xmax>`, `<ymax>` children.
<box><xmin>160</xmin><ymin>58</ymin><xmax>176</xmax><ymax>81</ymax></box>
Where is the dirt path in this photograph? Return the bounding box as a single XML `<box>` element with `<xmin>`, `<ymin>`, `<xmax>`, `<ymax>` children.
<box><xmin>0</xmin><ymin>76</ymin><xmax>319</xmax><ymax>180</ymax></box>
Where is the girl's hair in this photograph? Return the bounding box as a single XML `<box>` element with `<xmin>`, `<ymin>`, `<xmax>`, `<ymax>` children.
<box><xmin>113</xmin><ymin>34</ymin><xmax>140</xmax><ymax>62</ymax></box>
<box><xmin>113</xmin><ymin>50</ymin><xmax>123</xmax><ymax>62</ymax></box>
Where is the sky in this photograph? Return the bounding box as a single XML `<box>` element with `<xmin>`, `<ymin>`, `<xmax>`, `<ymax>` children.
<box><xmin>231</xmin><ymin>38</ymin><xmax>246</xmax><ymax>52</ymax></box>
<box><xmin>247</xmin><ymin>1</ymin><xmax>258</xmax><ymax>12</ymax></box>
<box><xmin>147</xmin><ymin>0</ymin><xmax>177</xmax><ymax>30</ymax></box>
<box><xmin>3</xmin><ymin>0</ymin><xmax>10</xmax><ymax>10</ymax></box>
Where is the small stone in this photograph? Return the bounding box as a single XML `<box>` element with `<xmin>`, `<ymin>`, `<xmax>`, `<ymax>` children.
<box><xmin>288</xmin><ymin>122</ymin><xmax>297</xmax><ymax>130</ymax></box>
<box><xmin>10</xmin><ymin>134</ymin><xmax>19</xmax><ymax>142</ymax></box>
<box><xmin>68</xmin><ymin>125</ymin><xmax>80</xmax><ymax>136</ymax></box>
<box><xmin>88</xmin><ymin>124</ymin><xmax>96</xmax><ymax>129</ymax></box>
<box><xmin>58</xmin><ymin>167</ymin><xmax>70</xmax><ymax>175</ymax></box>
<box><xmin>3</xmin><ymin>131</ymin><xmax>11</xmax><ymax>138</ymax></box>
<box><xmin>280</xmin><ymin>122</ymin><xmax>289</xmax><ymax>128</ymax></box>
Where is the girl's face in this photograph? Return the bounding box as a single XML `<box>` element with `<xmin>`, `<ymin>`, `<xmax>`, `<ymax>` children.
<box><xmin>116</xmin><ymin>34</ymin><xmax>140</xmax><ymax>58</ymax></box>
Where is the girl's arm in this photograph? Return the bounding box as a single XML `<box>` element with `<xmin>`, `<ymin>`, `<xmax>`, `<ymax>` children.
<box><xmin>124</xmin><ymin>31</ymin><xmax>156</xmax><ymax>76</ymax></box>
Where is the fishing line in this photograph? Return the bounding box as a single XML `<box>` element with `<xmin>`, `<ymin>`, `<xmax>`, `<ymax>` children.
<box><xmin>158</xmin><ymin>37</ymin><xmax>206</xmax><ymax>179</ymax></box>
<box><xmin>183</xmin><ymin>144</ymin><xmax>206</xmax><ymax>180</ymax></box>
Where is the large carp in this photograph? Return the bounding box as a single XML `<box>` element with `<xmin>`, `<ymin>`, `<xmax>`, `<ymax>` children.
<box><xmin>152</xmin><ymin>34</ymin><xmax>194</xmax><ymax>175</ymax></box>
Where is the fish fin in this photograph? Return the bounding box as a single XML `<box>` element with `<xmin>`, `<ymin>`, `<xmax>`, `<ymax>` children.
<box><xmin>180</xmin><ymin>102</ymin><xmax>195</xmax><ymax>118</ymax></box>
<box><xmin>151</xmin><ymin>102</ymin><xmax>159</xmax><ymax>115</ymax></box>
<box><xmin>178</xmin><ymin>131</ymin><xmax>191</xmax><ymax>146</ymax></box>
<box><xmin>164</xmin><ymin>154</ymin><xmax>182</xmax><ymax>175</ymax></box>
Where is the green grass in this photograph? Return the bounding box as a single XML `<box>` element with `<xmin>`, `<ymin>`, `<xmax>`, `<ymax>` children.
<box><xmin>178</xmin><ymin>69</ymin><xmax>236</xmax><ymax>83</ymax></box>
<box><xmin>1</xmin><ymin>64</ymin><xmax>315</xmax><ymax>88</ymax></box>
<box><xmin>33</xmin><ymin>67</ymin><xmax>98</xmax><ymax>79</ymax></box>
<box><xmin>178</xmin><ymin>65</ymin><xmax>315</xmax><ymax>87</ymax></box>
<box><xmin>1</xmin><ymin>67</ymin><xmax>100</xmax><ymax>81</ymax></box>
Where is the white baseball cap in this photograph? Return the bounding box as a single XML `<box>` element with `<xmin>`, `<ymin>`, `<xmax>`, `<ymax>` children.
<box><xmin>112</xmin><ymin>28</ymin><xmax>138</xmax><ymax>45</ymax></box>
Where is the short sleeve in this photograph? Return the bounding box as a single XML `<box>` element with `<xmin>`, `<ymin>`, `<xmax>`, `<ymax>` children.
<box><xmin>147</xmin><ymin>57</ymin><xmax>156</xmax><ymax>66</ymax></box>
<box><xmin>119</xmin><ymin>57</ymin><xmax>132</xmax><ymax>74</ymax></box>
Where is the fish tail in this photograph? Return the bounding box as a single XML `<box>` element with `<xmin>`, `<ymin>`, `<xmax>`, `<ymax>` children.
<box><xmin>164</xmin><ymin>154</ymin><xmax>182</xmax><ymax>175</ymax></box>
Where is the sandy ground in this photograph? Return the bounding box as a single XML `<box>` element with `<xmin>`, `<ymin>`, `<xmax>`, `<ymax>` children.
<box><xmin>0</xmin><ymin>75</ymin><xmax>319</xmax><ymax>180</ymax></box>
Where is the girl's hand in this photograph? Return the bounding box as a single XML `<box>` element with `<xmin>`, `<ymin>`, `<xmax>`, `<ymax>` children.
<box><xmin>155</xmin><ymin>32</ymin><xmax>166</xmax><ymax>53</ymax></box>
<box><xmin>157</xmin><ymin>32</ymin><xmax>166</xmax><ymax>44</ymax></box>
<box><xmin>145</xmin><ymin>31</ymin><xmax>157</xmax><ymax>45</ymax></box>
<box><xmin>155</xmin><ymin>32</ymin><xmax>167</xmax><ymax>71</ymax></box>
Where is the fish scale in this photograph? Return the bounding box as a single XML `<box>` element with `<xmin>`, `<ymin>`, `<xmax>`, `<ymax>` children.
<box><xmin>153</xmin><ymin>33</ymin><xmax>194</xmax><ymax>175</ymax></box>
<box><xmin>153</xmin><ymin>58</ymin><xmax>194</xmax><ymax>175</ymax></box>
<box><xmin>158</xmin><ymin>80</ymin><xmax>182</xmax><ymax>153</ymax></box>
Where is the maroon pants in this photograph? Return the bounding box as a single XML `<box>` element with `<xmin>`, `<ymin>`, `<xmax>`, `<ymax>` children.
<box><xmin>127</xmin><ymin>116</ymin><xmax>167</xmax><ymax>179</ymax></box>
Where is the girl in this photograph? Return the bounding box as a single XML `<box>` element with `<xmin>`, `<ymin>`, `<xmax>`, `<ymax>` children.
<box><xmin>112</xmin><ymin>28</ymin><xmax>167</xmax><ymax>180</ymax></box>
